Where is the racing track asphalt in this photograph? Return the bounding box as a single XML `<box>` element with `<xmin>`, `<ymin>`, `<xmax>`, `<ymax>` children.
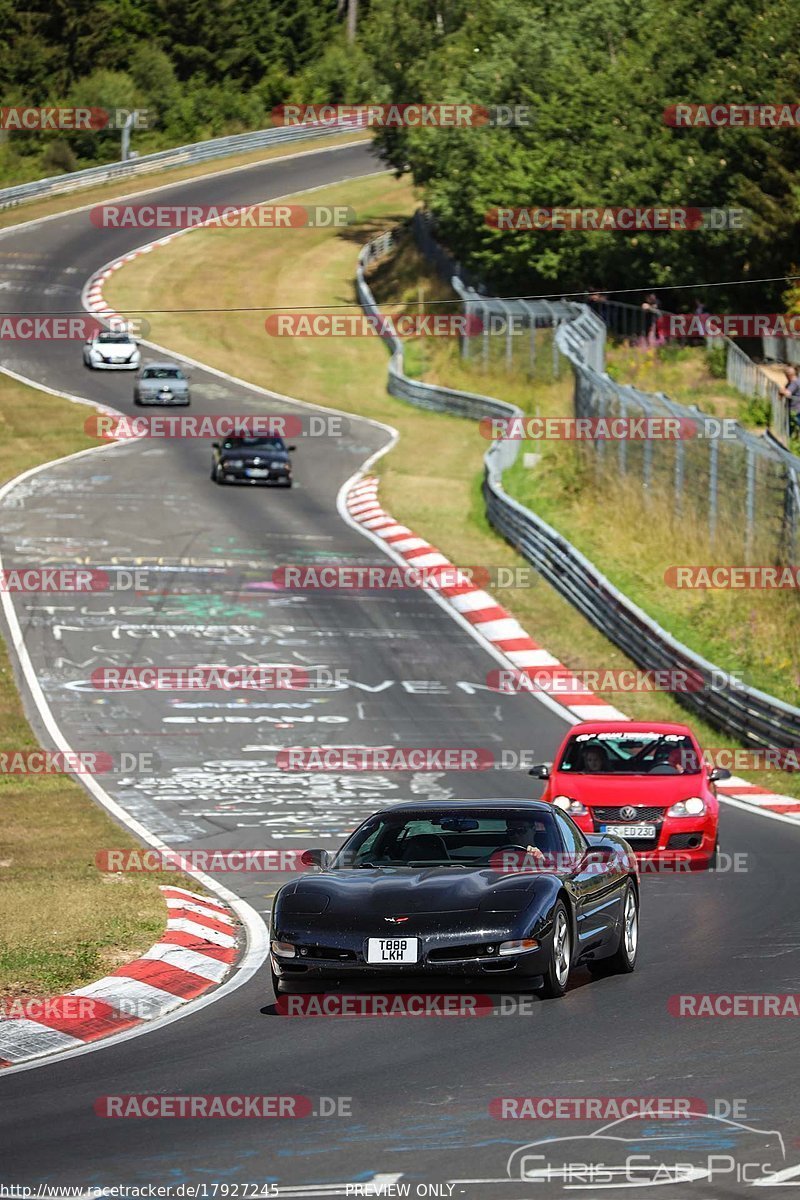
<box><xmin>1</xmin><ymin>140</ymin><xmax>799</xmax><ymax>1198</ymax></box>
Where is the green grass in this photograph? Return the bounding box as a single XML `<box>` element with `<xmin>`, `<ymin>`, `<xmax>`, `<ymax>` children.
<box><xmin>104</xmin><ymin>178</ymin><xmax>800</xmax><ymax>803</ymax></box>
<box><xmin>0</xmin><ymin>372</ymin><xmax>200</xmax><ymax>999</ymax></box>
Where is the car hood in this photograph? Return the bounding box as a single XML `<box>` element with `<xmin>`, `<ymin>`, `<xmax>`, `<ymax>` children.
<box><xmin>95</xmin><ymin>341</ymin><xmax>136</xmax><ymax>353</ymax></box>
<box><xmin>278</xmin><ymin>869</ymin><xmax>547</xmax><ymax>918</ymax></box>
<box><xmin>140</xmin><ymin>378</ymin><xmax>187</xmax><ymax>390</ymax></box>
<box><xmin>221</xmin><ymin>449</ymin><xmax>288</xmax><ymax>461</ymax></box>
<box><xmin>551</xmin><ymin>773</ymin><xmax>706</xmax><ymax>804</ymax></box>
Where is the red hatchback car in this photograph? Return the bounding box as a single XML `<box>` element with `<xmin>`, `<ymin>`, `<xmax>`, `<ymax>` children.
<box><xmin>530</xmin><ymin>721</ymin><xmax>730</xmax><ymax>869</ymax></box>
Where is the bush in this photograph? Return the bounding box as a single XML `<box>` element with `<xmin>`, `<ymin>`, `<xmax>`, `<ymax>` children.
<box><xmin>40</xmin><ymin>139</ymin><xmax>78</xmax><ymax>174</ymax></box>
<box><xmin>705</xmin><ymin>344</ymin><xmax>728</xmax><ymax>378</ymax></box>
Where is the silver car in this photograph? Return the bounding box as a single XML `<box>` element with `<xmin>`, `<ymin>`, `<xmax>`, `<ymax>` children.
<box><xmin>133</xmin><ymin>362</ymin><xmax>191</xmax><ymax>406</ymax></box>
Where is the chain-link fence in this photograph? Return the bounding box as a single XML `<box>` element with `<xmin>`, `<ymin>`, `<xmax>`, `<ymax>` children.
<box><xmin>357</xmin><ymin>227</ymin><xmax>800</xmax><ymax>747</ymax></box>
<box><xmin>407</xmin><ymin>212</ymin><xmax>800</xmax><ymax>559</ymax></box>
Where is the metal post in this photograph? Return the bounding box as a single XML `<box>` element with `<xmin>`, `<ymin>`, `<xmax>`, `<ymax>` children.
<box><xmin>121</xmin><ymin>112</ymin><xmax>135</xmax><ymax>161</ymax></box>
<box><xmin>462</xmin><ymin>302</ymin><xmax>471</xmax><ymax>360</ymax></box>
<box><xmin>643</xmin><ymin>434</ymin><xmax>652</xmax><ymax>492</ymax></box>
<box><xmin>482</xmin><ymin>303</ymin><xmax>489</xmax><ymax>372</ymax></box>
<box><xmin>674</xmin><ymin>438</ymin><xmax>684</xmax><ymax>518</ymax></box>
<box><xmin>529</xmin><ymin>322</ymin><xmax>536</xmax><ymax>377</ymax></box>
<box><xmin>552</xmin><ymin>320</ymin><xmax>560</xmax><ymax>379</ymax></box>
<box><xmin>708</xmin><ymin>437</ymin><xmax>718</xmax><ymax>543</ymax></box>
<box><xmin>745</xmin><ymin>446</ymin><xmax>756</xmax><ymax>558</ymax></box>
<box><xmin>618</xmin><ymin>397</ymin><xmax>627</xmax><ymax>475</ymax></box>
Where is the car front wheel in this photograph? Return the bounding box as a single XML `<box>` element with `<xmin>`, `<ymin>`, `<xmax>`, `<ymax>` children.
<box><xmin>539</xmin><ymin>901</ymin><xmax>571</xmax><ymax>998</ymax></box>
<box><xmin>589</xmin><ymin>882</ymin><xmax>639</xmax><ymax>977</ymax></box>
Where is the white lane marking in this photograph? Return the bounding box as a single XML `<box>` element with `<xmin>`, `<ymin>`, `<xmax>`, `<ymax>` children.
<box><xmin>448</xmin><ymin>589</ymin><xmax>497</xmax><ymax>614</ymax></box>
<box><xmin>72</xmin><ymin>977</ymin><xmax>189</xmax><ymax>1019</ymax></box>
<box><xmin>166</xmin><ymin>917</ymin><xmax>237</xmax><ymax>947</ymax></box>
<box><xmin>140</xmin><ymin>945</ymin><xmax>229</xmax><ymax>982</ymax></box>
<box><xmin>165</xmin><ymin>897</ymin><xmax>235</xmax><ymax>925</ymax></box>
<box><xmin>0</xmin><ymin>1020</ymin><xmax>85</xmax><ymax>1062</ymax></box>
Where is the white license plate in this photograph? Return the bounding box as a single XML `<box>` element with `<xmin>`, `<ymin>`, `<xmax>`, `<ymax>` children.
<box><xmin>366</xmin><ymin>937</ymin><xmax>419</xmax><ymax>964</ymax></box>
<box><xmin>601</xmin><ymin>824</ymin><xmax>656</xmax><ymax>838</ymax></box>
<box><xmin>246</xmin><ymin>468</ymin><xmax>269</xmax><ymax>478</ymax></box>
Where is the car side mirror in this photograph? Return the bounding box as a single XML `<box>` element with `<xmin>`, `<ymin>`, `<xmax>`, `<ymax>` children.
<box><xmin>528</xmin><ymin>763</ymin><xmax>551</xmax><ymax>779</ymax></box>
<box><xmin>211</xmin><ymin>442</ymin><xmax>220</xmax><ymax>449</ymax></box>
<box><xmin>287</xmin><ymin>445</ymin><xmax>297</xmax><ymax>452</ymax></box>
<box><xmin>300</xmin><ymin>848</ymin><xmax>328</xmax><ymax>868</ymax></box>
<box><xmin>709</xmin><ymin>767</ymin><xmax>731</xmax><ymax>782</ymax></box>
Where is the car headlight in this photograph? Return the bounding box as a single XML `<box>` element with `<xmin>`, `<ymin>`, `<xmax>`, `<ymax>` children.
<box><xmin>667</xmin><ymin>796</ymin><xmax>706</xmax><ymax>817</ymax></box>
<box><xmin>553</xmin><ymin>795</ymin><xmax>587</xmax><ymax>815</ymax></box>
<box><xmin>227</xmin><ymin>459</ymin><xmax>244</xmax><ymax>468</ymax></box>
<box><xmin>271</xmin><ymin>939</ymin><xmax>296</xmax><ymax>958</ymax></box>
<box><xmin>271</xmin><ymin>461</ymin><xmax>288</xmax><ymax>470</ymax></box>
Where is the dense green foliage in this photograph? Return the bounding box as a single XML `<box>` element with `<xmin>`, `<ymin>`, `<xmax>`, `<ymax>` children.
<box><xmin>4</xmin><ymin>0</ymin><xmax>799</xmax><ymax>308</ymax></box>
<box><xmin>359</xmin><ymin>0</ymin><xmax>800</xmax><ymax>308</ymax></box>
<box><xmin>0</xmin><ymin>0</ymin><xmax>344</xmax><ymax>183</ymax></box>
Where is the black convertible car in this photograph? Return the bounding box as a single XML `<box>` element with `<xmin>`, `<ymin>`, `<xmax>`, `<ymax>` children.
<box><xmin>270</xmin><ymin>799</ymin><xmax>639</xmax><ymax>999</ymax></box>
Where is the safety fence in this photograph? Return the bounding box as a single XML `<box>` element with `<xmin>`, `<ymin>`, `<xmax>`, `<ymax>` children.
<box><xmin>0</xmin><ymin>119</ymin><xmax>365</xmax><ymax>213</ymax></box>
<box><xmin>357</xmin><ymin>226</ymin><xmax>800</xmax><ymax>748</ymax></box>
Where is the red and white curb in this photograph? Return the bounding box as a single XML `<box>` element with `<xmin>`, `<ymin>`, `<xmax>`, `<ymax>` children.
<box><xmin>0</xmin><ymin>886</ymin><xmax>240</xmax><ymax>1068</ymax></box>
<box><xmin>345</xmin><ymin>475</ymin><xmax>800</xmax><ymax>821</ymax></box>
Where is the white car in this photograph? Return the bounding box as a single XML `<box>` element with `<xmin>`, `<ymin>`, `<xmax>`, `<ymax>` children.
<box><xmin>83</xmin><ymin>329</ymin><xmax>141</xmax><ymax>370</ymax></box>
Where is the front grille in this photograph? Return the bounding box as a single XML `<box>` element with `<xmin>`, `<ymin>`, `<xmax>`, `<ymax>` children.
<box><xmin>593</xmin><ymin>806</ymin><xmax>665</xmax><ymax>822</ymax></box>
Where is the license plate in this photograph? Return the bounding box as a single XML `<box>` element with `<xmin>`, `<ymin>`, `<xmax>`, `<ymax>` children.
<box><xmin>366</xmin><ymin>938</ymin><xmax>419</xmax><ymax>964</ymax></box>
<box><xmin>246</xmin><ymin>468</ymin><xmax>269</xmax><ymax>478</ymax></box>
<box><xmin>601</xmin><ymin>824</ymin><xmax>656</xmax><ymax>838</ymax></box>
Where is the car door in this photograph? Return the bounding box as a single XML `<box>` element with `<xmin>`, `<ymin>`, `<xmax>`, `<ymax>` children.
<box><xmin>554</xmin><ymin>810</ymin><xmax>625</xmax><ymax>958</ymax></box>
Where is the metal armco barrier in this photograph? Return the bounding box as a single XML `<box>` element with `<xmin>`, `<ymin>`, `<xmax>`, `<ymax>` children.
<box><xmin>358</xmin><ymin>229</ymin><xmax>800</xmax><ymax>748</ymax></box>
<box><xmin>0</xmin><ymin>119</ymin><xmax>364</xmax><ymax>213</ymax></box>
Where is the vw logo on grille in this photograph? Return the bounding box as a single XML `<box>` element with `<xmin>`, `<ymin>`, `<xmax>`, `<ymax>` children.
<box><xmin>620</xmin><ymin>806</ymin><xmax>638</xmax><ymax>821</ymax></box>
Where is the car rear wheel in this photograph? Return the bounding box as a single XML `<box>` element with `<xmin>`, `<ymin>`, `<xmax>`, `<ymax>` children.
<box><xmin>589</xmin><ymin>882</ymin><xmax>638</xmax><ymax>976</ymax></box>
<box><xmin>539</xmin><ymin>901</ymin><xmax>571</xmax><ymax>998</ymax></box>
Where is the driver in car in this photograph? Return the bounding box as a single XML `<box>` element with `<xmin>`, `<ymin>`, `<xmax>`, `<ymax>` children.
<box><xmin>504</xmin><ymin>818</ymin><xmax>548</xmax><ymax>866</ymax></box>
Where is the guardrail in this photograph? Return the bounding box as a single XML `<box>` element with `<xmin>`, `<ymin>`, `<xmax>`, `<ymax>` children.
<box><xmin>0</xmin><ymin>119</ymin><xmax>365</xmax><ymax>213</ymax></box>
<box><xmin>357</xmin><ymin>228</ymin><xmax>800</xmax><ymax>748</ymax></box>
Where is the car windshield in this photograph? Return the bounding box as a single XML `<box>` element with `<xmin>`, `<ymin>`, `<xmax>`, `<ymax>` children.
<box><xmin>221</xmin><ymin>437</ymin><xmax>286</xmax><ymax>451</ymax></box>
<box><xmin>558</xmin><ymin>731</ymin><xmax>702</xmax><ymax>775</ymax></box>
<box><xmin>331</xmin><ymin>809</ymin><xmax>564</xmax><ymax>868</ymax></box>
<box><xmin>142</xmin><ymin>367</ymin><xmax>183</xmax><ymax>380</ymax></box>
<box><xmin>97</xmin><ymin>332</ymin><xmax>132</xmax><ymax>343</ymax></box>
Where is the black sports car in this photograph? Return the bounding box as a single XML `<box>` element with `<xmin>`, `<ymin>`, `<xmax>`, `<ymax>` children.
<box><xmin>211</xmin><ymin>435</ymin><xmax>294</xmax><ymax>486</ymax></box>
<box><xmin>270</xmin><ymin>799</ymin><xmax>639</xmax><ymax>999</ymax></box>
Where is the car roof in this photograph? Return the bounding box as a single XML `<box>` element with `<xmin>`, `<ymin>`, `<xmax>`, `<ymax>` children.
<box><xmin>142</xmin><ymin>361</ymin><xmax>182</xmax><ymax>370</ymax></box>
<box><xmin>565</xmin><ymin>720</ymin><xmax>694</xmax><ymax>736</ymax></box>
<box><xmin>371</xmin><ymin>798</ymin><xmax>554</xmax><ymax>817</ymax></box>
